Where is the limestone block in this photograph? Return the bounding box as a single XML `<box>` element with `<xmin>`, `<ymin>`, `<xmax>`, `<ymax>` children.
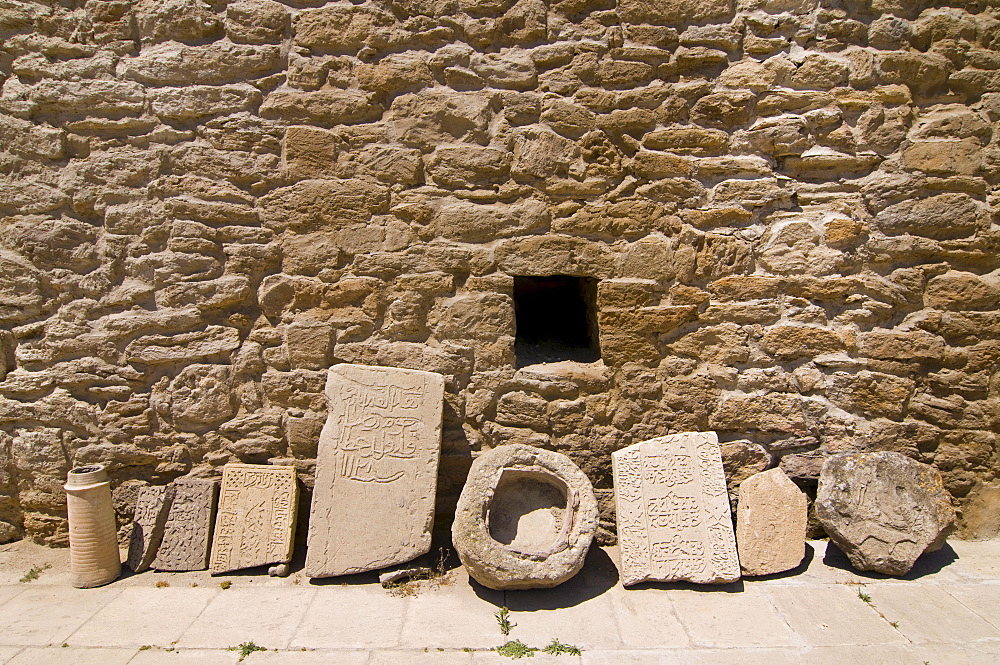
<box><xmin>452</xmin><ymin>443</ymin><xmax>599</xmax><ymax>590</ymax></box>
<box><xmin>226</xmin><ymin>0</ymin><xmax>289</xmax><ymax>44</ymax></box>
<box><xmin>613</xmin><ymin>432</ymin><xmax>740</xmax><ymax>586</ymax></box>
<box><xmin>137</xmin><ymin>0</ymin><xmax>222</xmax><ymax>45</ymax></box>
<box><xmin>166</xmin><ymin>365</ymin><xmax>235</xmax><ymax>431</ymax></box>
<box><xmin>154</xmin><ymin>478</ymin><xmax>218</xmax><ymax>572</ymax></box>
<box><xmin>284</xmin><ymin>321</ymin><xmax>335</xmax><ymax>370</ymax></box>
<box><xmin>816</xmin><ymin>452</ymin><xmax>956</xmax><ymax>576</ymax></box>
<box><xmin>618</xmin><ymin>0</ymin><xmax>734</xmax><ymax>24</ymax></box>
<box><xmin>126</xmin><ymin>485</ymin><xmax>173</xmax><ymax>573</ymax></box>
<box><xmin>120</xmin><ymin>42</ymin><xmax>282</xmax><ymax>86</ymax></box>
<box><xmin>261</xmin><ymin>89</ymin><xmax>383</xmax><ymax>127</ymax></box>
<box><xmin>736</xmin><ymin>469</ymin><xmax>807</xmax><ymax>577</ymax></box>
<box><xmin>150</xmin><ymin>84</ymin><xmax>262</xmax><ymax>122</ymax></box>
<box><xmin>125</xmin><ymin>326</ymin><xmax>241</xmax><ymax>365</ymax></box>
<box><xmin>209</xmin><ymin>464</ymin><xmax>298</xmax><ymax>575</ymax></box>
<box><xmin>305</xmin><ymin>364</ymin><xmax>444</xmax><ymax>578</ymax></box>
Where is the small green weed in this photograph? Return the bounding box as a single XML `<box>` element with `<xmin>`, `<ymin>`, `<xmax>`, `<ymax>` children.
<box><xmin>495</xmin><ymin>640</ymin><xmax>537</xmax><ymax>659</ymax></box>
<box><xmin>857</xmin><ymin>588</ymin><xmax>872</xmax><ymax>604</ymax></box>
<box><xmin>495</xmin><ymin>606</ymin><xmax>516</xmax><ymax>637</ymax></box>
<box><xmin>219</xmin><ymin>581</ymin><xmax>232</xmax><ymax>590</ymax></box>
<box><xmin>227</xmin><ymin>641</ymin><xmax>267</xmax><ymax>662</ymax></box>
<box><xmin>19</xmin><ymin>563</ymin><xmax>51</xmax><ymax>583</ymax></box>
<box><xmin>138</xmin><ymin>646</ymin><xmax>152</xmax><ymax>651</ymax></box>
<box><xmin>155</xmin><ymin>580</ymin><xmax>170</xmax><ymax>588</ymax></box>
<box><xmin>543</xmin><ymin>638</ymin><xmax>582</xmax><ymax>656</ymax></box>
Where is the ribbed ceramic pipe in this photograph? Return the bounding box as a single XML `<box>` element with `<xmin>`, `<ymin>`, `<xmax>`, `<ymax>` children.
<box><xmin>65</xmin><ymin>465</ymin><xmax>121</xmax><ymax>588</ymax></box>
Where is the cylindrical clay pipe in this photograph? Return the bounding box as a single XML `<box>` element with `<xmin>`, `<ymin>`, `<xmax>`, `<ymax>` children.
<box><xmin>65</xmin><ymin>464</ymin><xmax>121</xmax><ymax>588</ymax></box>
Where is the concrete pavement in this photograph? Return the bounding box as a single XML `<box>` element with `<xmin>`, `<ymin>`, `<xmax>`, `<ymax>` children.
<box><xmin>0</xmin><ymin>539</ymin><xmax>997</xmax><ymax>664</ymax></box>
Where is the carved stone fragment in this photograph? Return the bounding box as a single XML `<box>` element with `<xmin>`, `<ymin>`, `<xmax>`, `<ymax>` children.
<box><xmin>210</xmin><ymin>464</ymin><xmax>298</xmax><ymax>575</ymax></box>
<box><xmin>126</xmin><ymin>484</ymin><xmax>173</xmax><ymax>573</ymax></box>
<box><xmin>816</xmin><ymin>452</ymin><xmax>956</xmax><ymax>576</ymax></box>
<box><xmin>736</xmin><ymin>468</ymin><xmax>807</xmax><ymax>577</ymax></box>
<box><xmin>452</xmin><ymin>443</ymin><xmax>599</xmax><ymax>590</ymax></box>
<box><xmin>613</xmin><ymin>432</ymin><xmax>740</xmax><ymax>586</ymax></box>
<box><xmin>153</xmin><ymin>478</ymin><xmax>218</xmax><ymax>572</ymax></box>
<box><xmin>305</xmin><ymin>364</ymin><xmax>444</xmax><ymax>578</ymax></box>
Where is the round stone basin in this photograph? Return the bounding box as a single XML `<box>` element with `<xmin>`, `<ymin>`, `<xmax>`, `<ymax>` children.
<box><xmin>487</xmin><ymin>469</ymin><xmax>569</xmax><ymax>556</ymax></box>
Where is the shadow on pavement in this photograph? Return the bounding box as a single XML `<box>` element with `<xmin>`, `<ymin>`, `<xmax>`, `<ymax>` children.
<box><xmin>822</xmin><ymin>540</ymin><xmax>959</xmax><ymax>580</ymax></box>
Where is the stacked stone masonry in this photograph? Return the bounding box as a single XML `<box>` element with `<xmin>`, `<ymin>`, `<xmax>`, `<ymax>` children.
<box><xmin>0</xmin><ymin>0</ymin><xmax>998</xmax><ymax>547</ymax></box>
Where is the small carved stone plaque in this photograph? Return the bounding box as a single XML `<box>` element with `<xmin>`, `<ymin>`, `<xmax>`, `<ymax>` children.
<box><xmin>613</xmin><ymin>431</ymin><xmax>740</xmax><ymax>585</ymax></box>
<box><xmin>736</xmin><ymin>468</ymin><xmax>807</xmax><ymax>576</ymax></box>
<box><xmin>127</xmin><ymin>485</ymin><xmax>173</xmax><ymax>573</ymax></box>
<box><xmin>153</xmin><ymin>478</ymin><xmax>218</xmax><ymax>572</ymax></box>
<box><xmin>210</xmin><ymin>464</ymin><xmax>298</xmax><ymax>574</ymax></box>
<box><xmin>305</xmin><ymin>364</ymin><xmax>444</xmax><ymax>578</ymax></box>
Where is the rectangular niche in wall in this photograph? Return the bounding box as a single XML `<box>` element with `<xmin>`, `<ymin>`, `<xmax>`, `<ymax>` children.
<box><xmin>513</xmin><ymin>275</ymin><xmax>600</xmax><ymax>367</ymax></box>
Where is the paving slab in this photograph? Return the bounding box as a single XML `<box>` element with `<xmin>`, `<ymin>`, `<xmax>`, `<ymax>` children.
<box><xmin>399</xmin><ymin>579</ymin><xmax>502</xmax><ymax>650</ymax></box>
<box><xmin>944</xmin><ymin>583</ymin><xmax>1000</xmax><ymax>630</ymax></box>
<box><xmin>67</xmin><ymin>587</ymin><xmax>218</xmax><ymax>648</ymax></box>
<box><xmin>499</xmin><ymin>593</ymin><xmax>623</xmax><ymax>650</ymax></box>
<box><xmin>861</xmin><ymin>584</ymin><xmax>1000</xmax><ymax>644</ymax></box>
<box><xmin>0</xmin><ymin>586</ymin><xmax>23</xmax><ymax>609</ymax></box>
<box><xmin>670</xmin><ymin>585</ymin><xmax>802</xmax><ymax>649</ymax></box>
<box><xmin>910</xmin><ymin>641</ymin><xmax>1000</xmax><ymax>665</ymax></box>
<box><xmin>7</xmin><ymin>646</ymin><xmax>135</xmax><ymax>665</ymax></box>
<box><xmin>472</xmin><ymin>650</ymin><xmax>582</xmax><ymax>664</ymax></box>
<box><xmin>797</xmin><ymin>645</ymin><xmax>917</xmax><ymax>665</ymax></box>
<box><xmin>581</xmin><ymin>651</ymin><xmax>690</xmax><ymax>665</ymax></box>
<box><xmin>245</xmin><ymin>650</ymin><xmax>369</xmax><ymax>664</ymax></box>
<box><xmin>369</xmin><ymin>650</ymin><xmax>473</xmax><ymax>664</ymax></box>
<box><xmin>767</xmin><ymin>584</ymin><xmax>907</xmax><ymax>647</ymax></box>
<box><xmin>608</xmin><ymin>589</ymin><xmax>688</xmax><ymax>649</ymax></box>
<box><xmin>177</xmin><ymin>587</ymin><xmax>316</xmax><ymax>650</ymax></box>
<box><xmin>0</xmin><ymin>649</ymin><xmax>21</xmax><ymax>665</ymax></box>
<box><xmin>689</xmin><ymin>648</ymin><xmax>805</xmax><ymax>665</ymax></box>
<box><xmin>289</xmin><ymin>585</ymin><xmax>406</xmax><ymax>649</ymax></box>
<box><xmin>0</xmin><ymin>586</ymin><xmax>121</xmax><ymax>646</ymax></box>
<box><xmin>127</xmin><ymin>647</ymin><xmax>241</xmax><ymax>664</ymax></box>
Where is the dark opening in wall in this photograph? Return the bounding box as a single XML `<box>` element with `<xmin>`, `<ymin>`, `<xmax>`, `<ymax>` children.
<box><xmin>513</xmin><ymin>275</ymin><xmax>600</xmax><ymax>367</ymax></box>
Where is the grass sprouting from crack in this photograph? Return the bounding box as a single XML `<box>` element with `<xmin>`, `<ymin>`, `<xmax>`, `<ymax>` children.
<box><xmin>496</xmin><ymin>640</ymin><xmax>537</xmax><ymax>658</ymax></box>
<box><xmin>857</xmin><ymin>588</ymin><xmax>872</xmax><ymax>604</ymax></box>
<box><xmin>543</xmin><ymin>638</ymin><xmax>582</xmax><ymax>655</ymax></box>
<box><xmin>19</xmin><ymin>563</ymin><xmax>50</xmax><ymax>583</ymax></box>
<box><xmin>495</xmin><ymin>606</ymin><xmax>516</xmax><ymax>637</ymax></box>
<box><xmin>226</xmin><ymin>641</ymin><xmax>267</xmax><ymax>662</ymax></box>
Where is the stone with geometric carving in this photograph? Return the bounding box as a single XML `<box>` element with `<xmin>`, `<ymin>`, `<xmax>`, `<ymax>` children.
<box><xmin>209</xmin><ymin>464</ymin><xmax>298</xmax><ymax>575</ymax></box>
<box><xmin>305</xmin><ymin>364</ymin><xmax>445</xmax><ymax>578</ymax></box>
<box><xmin>613</xmin><ymin>431</ymin><xmax>740</xmax><ymax>586</ymax></box>
<box><xmin>153</xmin><ymin>478</ymin><xmax>218</xmax><ymax>572</ymax></box>
<box><xmin>126</xmin><ymin>485</ymin><xmax>173</xmax><ymax>573</ymax></box>
<box><xmin>736</xmin><ymin>468</ymin><xmax>807</xmax><ymax>577</ymax></box>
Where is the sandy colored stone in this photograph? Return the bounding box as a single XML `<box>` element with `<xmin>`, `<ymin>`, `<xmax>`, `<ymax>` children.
<box><xmin>816</xmin><ymin>452</ymin><xmax>956</xmax><ymax>576</ymax></box>
<box><xmin>452</xmin><ymin>443</ymin><xmax>599</xmax><ymax>590</ymax></box>
<box><xmin>305</xmin><ymin>364</ymin><xmax>444</xmax><ymax>578</ymax></box>
<box><xmin>209</xmin><ymin>464</ymin><xmax>298</xmax><ymax>575</ymax></box>
<box><xmin>126</xmin><ymin>485</ymin><xmax>173</xmax><ymax>573</ymax></box>
<box><xmin>613</xmin><ymin>432</ymin><xmax>740</xmax><ymax>586</ymax></box>
<box><xmin>736</xmin><ymin>469</ymin><xmax>807</xmax><ymax>577</ymax></box>
<box><xmin>154</xmin><ymin>478</ymin><xmax>218</xmax><ymax>572</ymax></box>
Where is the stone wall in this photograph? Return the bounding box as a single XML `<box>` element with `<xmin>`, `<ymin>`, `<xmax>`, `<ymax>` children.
<box><xmin>1</xmin><ymin>0</ymin><xmax>998</xmax><ymax>546</ymax></box>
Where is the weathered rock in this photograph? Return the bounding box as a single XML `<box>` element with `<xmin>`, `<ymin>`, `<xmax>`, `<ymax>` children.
<box><xmin>453</xmin><ymin>443</ymin><xmax>598</xmax><ymax>590</ymax></box>
<box><xmin>815</xmin><ymin>452</ymin><xmax>956</xmax><ymax>576</ymax></box>
<box><xmin>736</xmin><ymin>468</ymin><xmax>807</xmax><ymax>577</ymax></box>
<box><xmin>305</xmin><ymin>364</ymin><xmax>444</xmax><ymax>577</ymax></box>
<box><xmin>226</xmin><ymin>0</ymin><xmax>289</xmax><ymax>44</ymax></box>
<box><xmin>165</xmin><ymin>365</ymin><xmax>235</xmax><ymax>431</ymax></box>
<box><xmin>154</xmin><ymin>478</ymin><xmax>218</xmax><ymax>572</ymax></box>
<box><xmin>120</xmin><ymin>42</ymin><xmax>282</xmax><ymax>86</ymax></box>
<box><xmin>210</xmin><ymin>464</ymin><xmax>298</xmax><ymax>574</ymax></box>
<box><xmin>126</xmin><ymin>485</ymin><xmax>173</xmax><ymax>573</ymax></box>
<box><xmin>613</xmin><ymin>432</ymin><xmax>740</xmax><ymax>586</ymax></box>
<box><xmin>150</xmin><ymin>84</ymin><xmax>262</xmax><ymax>122</ymax></box>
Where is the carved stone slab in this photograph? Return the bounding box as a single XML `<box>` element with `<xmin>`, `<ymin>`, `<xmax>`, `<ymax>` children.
<box><xmin>153</xmin><ymin>478</ymin><xmax>218</xmax><ymax>572</ymax></box>
<box><xmin>126</xmin><ymin>485</ymin><xmax>173</xmax><ymax>573</ymax></box>
<box><xmin>736</xmin><ymin>468</ymin><xmax>807</xmax><ymax>577</ymax></box>
<box><xmin>305</xmin><ymin>364</ymin><xmax>444</xmax><ymax>578</ymax></box>
<box><xmin>210</xmin><ymin>464</ymin><xmax>298</xmax><ymax>574</ymax></box>
<box><xmin>612</xmin><ymin>432</ymin><xmax>740</xmax><ymax>585</ymax></box>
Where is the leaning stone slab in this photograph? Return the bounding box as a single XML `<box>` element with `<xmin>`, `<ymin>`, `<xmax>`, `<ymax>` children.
<box><xmin>452</xmin><ymin>443</ymin><xmax>599</xmax><ymax>590</ymax></box>
<box><xmin>736</xmin><ymin>468</ymin><xmax>807</xmax><ymax>577</ymax></box>
<box><xmin>210</xmin><ymin>464</ymin><xmax>298</xmax><ymax>575</ymax></box>
<box><xmin>816</xmin><ymin>451</ymin><xmax>956</xmax><ymax>576</ymax></box>
<box><xmin>305</xmin><ymin>364</ymin><xmax>444</xmax><ymax>578</ymax></box>
<box><xmin>126</xmin><ymin>485</ymin><xmax>173</xmax><ymax>573</ymax></box>
<box><xmin>153</xmin><ymin>478</ymin><xmax>218</xmax><ymax>572</ymax></box>
<box><xmin>613</xmin><ymin>432</ymin><xmax>740</xmax><ymax>586</ymax></box>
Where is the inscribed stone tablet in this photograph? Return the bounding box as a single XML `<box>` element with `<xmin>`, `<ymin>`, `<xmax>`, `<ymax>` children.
<box><xmin>612</xmin><ymin>432</ymin><xmax>740</xmax><ymax>585</ymax></box>
<box><xmin>305</xmin><ymin>364</ymin><xmax>444</xmax><ymax>578</ymax></box>
<box><xmin>153</xmin><ymin>478</ymin><xmax>218</xmax><ymax>572</ymax></box>
<box><xmin>127</xmin><ymin>485</ymin><xmax>173</xmax><ymax>573</ymax></box>
<box><xmin>736</xmin><ymin>468</ymin><xmax>807</xmax><ymax>577</ymax></box>
<box><xmin>210</xmin><ymin>464</ymin><xmax>298</xmax><ymax>574</ymax></box>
